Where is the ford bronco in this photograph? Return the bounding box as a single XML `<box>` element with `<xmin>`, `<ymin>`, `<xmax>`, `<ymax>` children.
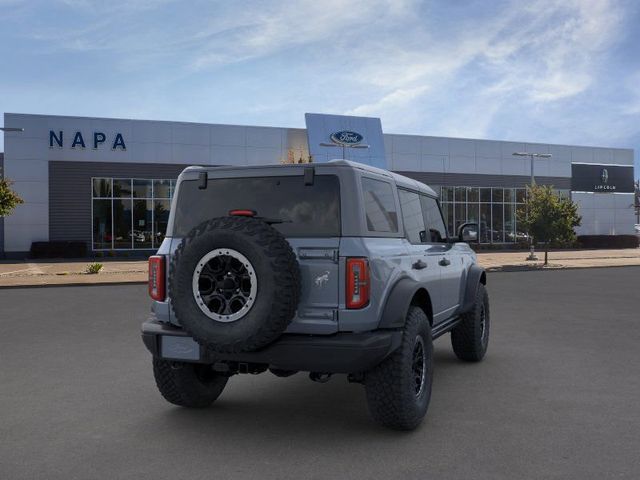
<box><xmin>141</xmin><ymin>160</ymin><xmax>489</xmax><ymax>430</ymax></box>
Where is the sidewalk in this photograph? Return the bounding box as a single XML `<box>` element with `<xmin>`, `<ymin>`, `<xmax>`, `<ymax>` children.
<box><xmin>1</xmin><ymin>248</ymin><xmax>639</xmax><ymax>287</ymax></box>
<box><xmin>0</xmin><ymin>259</ymin><xmax>147</xmax><ymax>287</ymax></box>
<box><xmin>479</xmin><ymin>248</ymin><xmax>640</xmax><ymax>271</ymax></box>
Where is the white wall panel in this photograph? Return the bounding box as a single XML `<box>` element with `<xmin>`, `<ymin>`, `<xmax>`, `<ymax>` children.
<box><xmin>612</xmin><ymin>149</ymin><xmax>634</xmax><ymax>165</ymax></box>
<box><xmin>172</xmin><ymin>143</ymin><xmax>209</xmax><ymax>164</ymax></box>
<box><xmin>501</xmin><ymin>157</ymin><xmax>528</xmax><ymax>176</ymax></box>
<box><xmin>446</xmin><ymin>155</ymin><xmax>475</xmax><ymax>174</ymax></box>
<box><xmin>210</xmin><ymin>145</ymin><xmax>246</xmax><ymax>166</ymax></box>
<box><xmin>172</xmin><ymin>123</ymin><xmax>209</xmax><ymax>146</ymax></box>
<box><xmin>420</xmin><ymin>154</ymin><xmax>446</xmax><ymax>173</ymax></box>
<box><xmin>592</xmin><ymin>148</ymin><xmax>614</xmax><ymax>164</ymax></box>
<box><xmin>549</xmin><ymin>160</ymin><xmax>571</xmax><ymax>177</ymax></box>
<box><xmin>592</xmin><ymin>194</ymin><xmax>615</xmax><ymax>209</ymax></box>
<box><xmin>420</xmin><ymin>136</ymin><xmax>449</xmax><ymax>156</ymax></box>
<box><xmin>524</xmin><ymin>143</ymin><xmax>550</xmax><ymax>155</ymax></box>
<box><xmin>532</xmin><ymin>158</ymin><xmax>550</xmax><ymax>177</ymax></box>
<box><xmin>613</xmin><ymin>193</ymin><xmax>634</xmax><ymax>209</ymax></box>
<box><xmin>476</xmin><ymin>157</ymin><xmax>502</xmax><ymax>175</ymax></box>
<box><xmin>6</xmin><ymin>203</ymin><xmax>48</xmax><ymax>226</ymax></box>
<box><xmin>500</xmin><ymin>141</ymin><xmax>526</xmax><ymax>159</ymax></box>
<box><xmin>571</xmin><ymin>146</ymin><xmax>595</xmax><ymax>163</ymax></box>
<box><xmin>4</xmin><ymin>159</ymin><xmax>48</xmax><ymax>182</ymax></box>
<box><xmin>246</xmin><ymin>147</ymin><xmax>283</xmax><ymax>165</ymax></box>
<box><xmin>392</xmin><ymin>153</ymin><xmax>419</xmax><ymax>171</ymax></box>
<box><xmin>5</xmin><ymin>113</ymin><xmax>48</xmax><ymax>140</ymax></box>
<box><xmin>548</xmin><ymin>144</ymin><xmax>572</xmax><ymax>163</ymax></box>
<box><xmin>475</xmin><ymin>140</ymin><xmax>501</xmax><ymax>158</ymax></box>
<box><xmin>132</xmin><ymin>121</ymin><xmax>172</xmax><ymax>144</ymax></box>
<box><xmin>448</xmin><ymin>138</ymin><xmax>475</xmax><ymax>157</ymax></box>
<box><xmin>211</xmin><ymin>125</ymin><xmax>246</xmax><ymax>146</ymax></box>
<box><xmin>246</xmin><ymin>127</ymin><xmax>283</xmax><ymax>149</ymax></box>
<box><xmin>10</xmin><ymin>181</ymin><xmax>48</xmax><ymax>204</ymax></box>
<box><xmin>3</xmin><ymin>224</ymin><xmax>48</xmax><ymax>251</ymax></box>
<box><xmin>392</xmin><ymin>135</ymin><xmax>420</xmax><ymax>154</ymax></box>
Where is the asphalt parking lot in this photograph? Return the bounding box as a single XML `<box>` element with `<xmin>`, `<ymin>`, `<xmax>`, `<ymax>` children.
<box><xmin>1</xmin><ymin>267</ymin><xmax>639</xmax><ymax>479</ymax></box>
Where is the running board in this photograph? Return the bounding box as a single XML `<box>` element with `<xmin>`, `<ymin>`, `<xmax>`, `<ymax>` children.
<box><xmin>432</xmin><ymin>316</ymin><xmax>461</xmax><ymax>339</ymax></box>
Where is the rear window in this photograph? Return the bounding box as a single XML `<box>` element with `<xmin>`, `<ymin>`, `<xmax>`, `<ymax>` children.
<box><xmin>173</xmin><ymin>175</ymin><xmax>341</xmax><ymax>237</ymax></box>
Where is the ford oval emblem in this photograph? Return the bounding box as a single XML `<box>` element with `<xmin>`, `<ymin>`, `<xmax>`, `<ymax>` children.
<box><xmin>330</xmin><ymin>130</ymin><xmax>364</xmax><ymax>146</ymax></box>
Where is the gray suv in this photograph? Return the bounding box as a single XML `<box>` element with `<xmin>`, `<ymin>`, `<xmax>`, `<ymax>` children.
<box><xmin>142</xmin><ymin>160</ymin><xmax>489</xmax><ymax>430</ymax></box>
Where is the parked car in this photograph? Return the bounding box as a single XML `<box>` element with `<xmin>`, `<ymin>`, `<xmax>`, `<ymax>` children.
<box><xmin>142</xmin><ymin>160</ymin><xmax>490</xmax><ymax>430</ymax></box>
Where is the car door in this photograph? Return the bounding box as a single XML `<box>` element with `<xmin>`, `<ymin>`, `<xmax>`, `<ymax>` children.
<box><xmin>420</xmin><ymin>195</ymin><xmax>461</xmax><ymax>321</ymax></box>
<box><xmin>397</xmin><ymin>189</ymin><xmax>444</xmax><ymax>320</ymax></box>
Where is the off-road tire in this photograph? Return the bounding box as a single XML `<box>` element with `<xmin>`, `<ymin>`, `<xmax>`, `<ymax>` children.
<box><xmin>451</xmin><ymin>283</ymin><xmax>490</xmax><ymax>362</ymax></box>
<box><xmin>170</xmin><ymin>216</ymin><xmax>301</xmax><ymax>353</ymax></box>
<box><xmin>152</xmin><ymin>359</ymin><xmax>228</xmax><ymax>408</ymax></box>
<box><xmin>364</xmin><ymin>306</ymin><xmax>433</xmax><ymax>431</ymax></box>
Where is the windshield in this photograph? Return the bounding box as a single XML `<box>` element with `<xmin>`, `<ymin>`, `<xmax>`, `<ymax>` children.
<box><xmin>172</xmin><ymin>174</ymin><xmax>341</xmax><ymax>237</ymax></box>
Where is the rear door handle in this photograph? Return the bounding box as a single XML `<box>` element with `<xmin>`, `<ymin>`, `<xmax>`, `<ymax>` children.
<box><xmin>412</xmin><ymin>260</ymin><xmax>427</xmax><ymax>270</ymax></box>
<box><xmin>438</xmin><ymin>257</ymin><xmax>451</xmax><ymax>267</ymax></box>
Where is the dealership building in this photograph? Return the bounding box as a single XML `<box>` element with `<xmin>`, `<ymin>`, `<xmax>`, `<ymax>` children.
<box><xmin>0</xmin><ymin>112</ymin><xmax>636</xmax><ymax>258</ymax></box>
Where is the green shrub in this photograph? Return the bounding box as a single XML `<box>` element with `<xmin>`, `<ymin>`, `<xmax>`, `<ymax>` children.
<box><xmin>86</xmin><ymin>263</ymin><xmax>103</xmax><ymax>274</ymax></box>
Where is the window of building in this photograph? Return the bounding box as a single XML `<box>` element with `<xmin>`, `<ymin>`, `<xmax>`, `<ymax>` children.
<box><xmin>91</xmin><ymin>177</ymin><xmax>175</xmax><ymax>250</ymax></box>
<box><xmin>398</xmin><ymin>189</ymin><xmax>426</xmax><ymax>244</ymax></box>
<box><xmin>440</xmin><ymin>185</ymin><xmax>536</xmax><ymax>244</ymax></box>
<box><xmin>362</xmin><ymin>177</ymin><xmax>398</xmax><ymax>233</ymax></box>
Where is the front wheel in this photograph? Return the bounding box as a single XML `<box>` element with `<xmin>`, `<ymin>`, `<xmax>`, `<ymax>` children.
<box><xmin>152</xmin><ymin>359</ymin><xmax>228</xmax><ymax>408</ymax></box>
<box><xmin>364</xmin><ymin>306</ymin><xmax>433</xmax><ymax>430</ymax></box>
<box><xmin>451</xmin><ymin>283</ymin><xmax>490</xmax><ymax>362</ymax></box>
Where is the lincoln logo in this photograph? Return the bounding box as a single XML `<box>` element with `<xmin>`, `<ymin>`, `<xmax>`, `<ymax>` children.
<box><xmin>601</xmin><ymin>168</ymin><xmax>609</xmax><ymax>184</ymax></box>
<box><xmin>330</xmin><ymin>130</ymin><xmax>364</xmax><ymax>146</ymax></box>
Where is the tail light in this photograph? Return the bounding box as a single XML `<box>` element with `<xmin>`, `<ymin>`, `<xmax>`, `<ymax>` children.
<box><xmin>346</xmin><ymin>257</ymin><xmax>369</xmax><ymax>309</ymax></box>
<box><xmin>148</xmin><ymin>255</ymin><xmax>166</xmax><ymax>301</ymax></box>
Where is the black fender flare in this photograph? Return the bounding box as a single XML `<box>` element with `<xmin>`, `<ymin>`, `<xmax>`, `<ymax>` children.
<box><xmin>378</xmin><ymin>277</ymin><xmax>431</xmax><ymax>329</ymax></box>
<box><xmin>459</xmin><ymin>265</ymin><xmax>487</xmax><ymax>315</ymax></box>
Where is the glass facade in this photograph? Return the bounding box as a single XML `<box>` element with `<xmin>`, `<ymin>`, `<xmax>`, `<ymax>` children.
<box><xmin>92</xmin><ymin>178</ymin><xmax>174</xmax><ymax>250</ymax></box>
<box><xmin>439</xmin><ymin>186</ymin><xmax>527</xmax><ymax>243</ymax></box>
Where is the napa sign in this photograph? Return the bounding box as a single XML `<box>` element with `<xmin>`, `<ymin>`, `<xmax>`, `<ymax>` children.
<box><xmin>49</xmin><ymin>130</ymin><xmax>127</xmax><ymax>150</ymax></box>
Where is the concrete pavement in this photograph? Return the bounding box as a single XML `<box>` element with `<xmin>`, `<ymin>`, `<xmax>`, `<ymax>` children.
<box><xmin>1</xmin><ymin>268</ymin><xmax>639</xmax><ymax>479</ymax></box>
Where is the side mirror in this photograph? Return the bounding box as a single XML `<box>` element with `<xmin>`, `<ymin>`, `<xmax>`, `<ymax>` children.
<box><xmin>458</xmin><ymin>222</ymin><xmax>479</xmax><ymax>243</ymax></box>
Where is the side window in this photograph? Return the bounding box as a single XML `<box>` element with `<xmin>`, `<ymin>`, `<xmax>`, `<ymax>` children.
<box><xmin>361</xmin><ymin>178</ymin><xmax>398</xmax><ymax>233</ymax></box>
<box><xmin>398</xmin><ymin>189</ymin><xmax>427</xmax><ymax>244</ymax></box>
<box><xmin>420</xmin><ymin>195</ymin><xmax>448</xmax><ymax>243</ymax></box>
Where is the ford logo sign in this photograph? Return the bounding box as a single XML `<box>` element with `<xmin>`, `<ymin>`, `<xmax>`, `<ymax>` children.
<box><xmin>330</xmin><ymin>130</ymin><xmax>364</xmax><ymax>146</ymax></box>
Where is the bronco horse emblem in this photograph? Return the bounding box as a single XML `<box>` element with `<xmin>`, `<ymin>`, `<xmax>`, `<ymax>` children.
<box><xmin>314</xmin><ymin>271</ymin><xmax>330</xmax><ymax>287</ymax></box>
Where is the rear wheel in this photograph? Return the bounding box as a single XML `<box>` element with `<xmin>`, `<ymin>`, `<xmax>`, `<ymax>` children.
<box><xmin>152</xmin><ymin>359</ymin><xmax>228</xmax><ymax>408</ymax></box>
<box><xmin>364</xmin><ymin>306</ymin><xmax>433</xmax><ymax>430</ymax></box>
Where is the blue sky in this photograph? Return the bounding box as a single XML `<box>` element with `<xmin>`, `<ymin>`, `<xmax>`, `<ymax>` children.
<box><xmin>1</xmin><ymin>0</ymin><xmax>639</xmax><ymax>178</ymax></box>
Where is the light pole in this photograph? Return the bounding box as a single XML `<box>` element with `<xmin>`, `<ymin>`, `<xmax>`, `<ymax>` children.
<box><xmin>512</xmin><ymin>151</ymin><xmax>553</xmax><ymax>261</ymax></box>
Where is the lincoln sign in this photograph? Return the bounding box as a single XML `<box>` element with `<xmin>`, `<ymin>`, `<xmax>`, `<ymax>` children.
<box><xmin>571</xmin><ymin>163</ymin><xmax>634</xmax><ymax>193</ymax></box>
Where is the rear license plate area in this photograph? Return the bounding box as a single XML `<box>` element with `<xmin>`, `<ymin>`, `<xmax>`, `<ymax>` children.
<box><xmin>161</xmin><ymin>336</ymin><xmax>201</xmax><ymax>361</ymax></box>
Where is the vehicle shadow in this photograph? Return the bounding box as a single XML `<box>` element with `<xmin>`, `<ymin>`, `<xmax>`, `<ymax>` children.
<box><xmin>138</xmin><ymin>347</ymin><xmax>468</xmax><ymax>443</ymax></box>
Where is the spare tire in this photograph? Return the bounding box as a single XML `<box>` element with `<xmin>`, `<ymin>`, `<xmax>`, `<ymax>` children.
<box><xmin>169</xmin><ymin>216</ymin><xmax>300</xmax><ymax>353</ymax></box>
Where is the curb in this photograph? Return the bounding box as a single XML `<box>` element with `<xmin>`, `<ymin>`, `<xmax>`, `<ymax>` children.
<box><xmin>485</xmin><ymin>263</ymin><xmax>640</xmax><ymax>273</ymax></box>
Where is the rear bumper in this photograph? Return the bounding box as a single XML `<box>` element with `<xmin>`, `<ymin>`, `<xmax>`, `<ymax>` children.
<box><xmin>141</xmin><ymin>319</ymin><xmax>402</xmax><ymax>374</ymax></box>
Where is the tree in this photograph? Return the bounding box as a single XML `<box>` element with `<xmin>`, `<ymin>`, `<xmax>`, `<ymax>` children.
<box><xmin>517</xmin><ymin>185</ymin><xmax>581</xmax><ymax>265</ymax></box>
<box><xmin>0</xmin><ymin>178</ymin><xmax>24</xmax><ymax>217</ymax></box>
